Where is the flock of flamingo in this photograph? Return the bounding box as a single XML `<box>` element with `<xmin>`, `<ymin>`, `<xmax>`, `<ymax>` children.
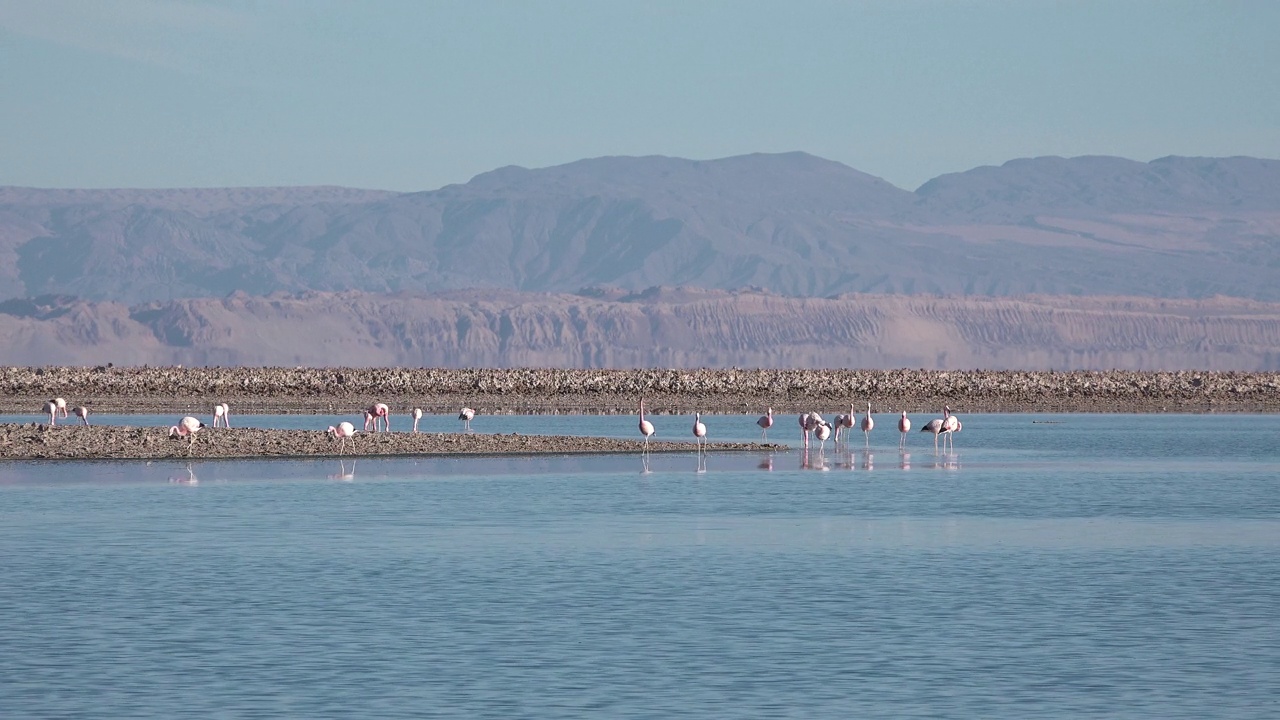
<box><xmin>639</xmin><ymin>400</ymin><xmax>962</xmax><ymax>454</ymax></box>
<box><xmin>39</xmin><ymin>395</ymin><xmax>962</xmax><ymax>456</ymax></box>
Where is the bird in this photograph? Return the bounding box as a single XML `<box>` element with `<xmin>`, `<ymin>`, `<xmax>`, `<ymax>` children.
<box><xmin>327</xmin><ymin>421</ymin><xmax>357</xmax><ymax>454</ymax></box>
<box><xmin>861</xmin><ymin>402</ymin><xmax>874</xmax><ymax>448</ymax></box>
<box><xmin>44</xmin><ymin>400</ymin><xmax>58</xmax><ymax>427</ymax></box>
<box><xmin>897</xmin><ymin>411</ymin><xmax>911</xmax><ymax>449</ymax></box>
<box><xmin>839</xmin><ymin>406</ymin><xmax>855</xmax><ymax>444</ymax></box>
<box><xmin>814</xmin><ymin>420</ymin><xmax>832</xmax><ymax>453</ymax></box>
<box><xmin>942</xmin><ymin>412</ymin><xmax>961</xmax><ymax>452</ymax></box>
<box><xmin>73</xmin><ymin>406</ymin><xmax>89</xmax><ymax>426</ymax></box>
<box><xmin>365</xmin><ymin>403</ymin><xmax>390</xmax><ymax>432</ymax></box>
<box><xmin>693</xmin><ymin>412</ymin><xmax>707</xmax><ymax>452</ymax></box>
<box><xmin>54</xmin><ymin>397</ymin><xmax>68</xmax><ymax>418</ymax></box>
<box><xmin>458</xmin><ymin>407</ymin><xmax>475</xmax><ymax>432</ymax></box>
<box><xmin>756</xmin><ymin>408</ymin><xmax>773</xmax><ymax>441</ymax></box>
<box><xmin>169</xmin><ymin>417</ymin><xmax>204</xmax><ymax>454</ymax></box>
<box><xmin>920</xmin><ymin>405</ymin><xmax>952</xmax><ymax>453</ymax></box>
<box><xmin>213</xmin><ymin>402</ymin><xmax>230</xmax><ymax>428</ymax></box>
<box><xmin>638</xmin><ymin>398</ymin><xmax>655</xmax><ymax>452</ymax></box>
<box><xmin>169</xmin><ymin>416</ymin><xmax>203</xmax><ymax>437</ymax></box>
<box><xmin>412</xmin><ymin>408</ymin><xmax>423</xmax><ymax>433</ymax></box>
<box><xmin>832</xmin><ymin>414</ymin><xmax>847</xmax><ymax>444</ymax></box>
<box><xmin>799</xmin><ymin>411</ymin><xmax>823</xmax><ymax>448</ymax></box>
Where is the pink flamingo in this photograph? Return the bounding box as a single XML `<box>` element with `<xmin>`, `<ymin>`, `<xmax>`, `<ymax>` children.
<box><xmin>365</xmin><ymin>403</ymin><xmax>390</xmax><ymax>432</ymax></box>
<box><xmin>756</xmin><ymin>408</ymin><xmax>773</xmax><ymax>441</ymax></box>
<box><xmin>328</xmin><ymin>421</ymin><xmax>358</xmax><ymax>454</ymax></box>
<box><xmin>832</xmin><ymin>414</ymin><xmax>847</xmax><ymax>444</ymax></box>
<box><xmin>54</xmin><ymin>397</ymin><xmax>69</xmax><ymax>418</ymax></box>
<box><xmin>798</xmin><ymin>411</ymin><xmax>823</xmax><ymax>448</ymax></box>
<box><xmin>412</xmin><ymin>408</ymin><xmax>423</xmax><ymax>433</ymax></box>
<box><xmin>692</xmin><ymin>412</ymin><xmax>707</xmax><ymax>452</ymax></box>
<box><xmin>814</xmin><ymin>420</ymin><xmax>832</xmax><ymax>453</ymax></box>
<box><xmin>73</xmin><ymin>406</ymin><xmax>89</xmax><ymax>426</ymax></box>
<box><xmin>942</xmin><ymin>413</ymin><xmax>961</xmax><ymax>452</ymax></box>
<box><xmin>638</xmin><ymin>398</ymin><xmax>655</xmax><ymax>452</ymax></box>
<box><xmin>861</xmin><ymin>401</ymin><xmax>874</xmax><ymax>448</ymax></box>
<box><xmin>920</xmin><ymin>405</ymin><xmax>953</xmax><ymax>453</ymax></box>
<box><xmin>213</xmin><ymin>403</ymin><xmax>230</xmax><ymax>428</ymax></box>
<box><xmin>897</xmin><ymin>411</ymin><xmax>911</xmax><ymax>449</ymax></box>
<box><xmin>838</xmin><ymin>405</ymin><xmax>855</xmax><ymax>445</ymax></box>
<box><xmin>44</xmin><ymin>400</ymin><xmax>58</xmax><ymax>426</ymax></box>
<box><xmin>458</xmin><ymin>407</ymin><xmax>475</xmax><ymax>432</ymax></box>
<box><xmin>169</xmin><ymin>416</ymin><xmax>204</xmax><ymax>453</ymax></box>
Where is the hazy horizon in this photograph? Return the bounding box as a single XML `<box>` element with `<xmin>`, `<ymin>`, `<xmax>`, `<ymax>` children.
<box><xmin>2</xmin><ymin>1</ymin><xmax>1277</xmax><ymax>193</ymax></box>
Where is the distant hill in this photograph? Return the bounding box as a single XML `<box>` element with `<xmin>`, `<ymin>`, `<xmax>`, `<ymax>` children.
<box><xmin>2</xmin><ymin>289</ymin><xmax>1278</xmax><ymax>370</ymax></box>
<box><xmin>3</xmin><ymin>152</ymin><xmax>1279</xmax><ymax>304</ymax></box>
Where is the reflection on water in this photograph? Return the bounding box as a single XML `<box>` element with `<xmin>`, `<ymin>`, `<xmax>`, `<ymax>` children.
<box><xmin>328</xmin><ymin>458</ymin><xmax>356</xmax><ymax>482</ymax></box>
<box><xmin>167</xmin><ymin>464</ymin><xmax>198</xmax><ymax>485</ymax></box>
<box><xmin>2</xmin><ymin>414</ymin><xmax>1280</xmax><ymax>718</ymax></box>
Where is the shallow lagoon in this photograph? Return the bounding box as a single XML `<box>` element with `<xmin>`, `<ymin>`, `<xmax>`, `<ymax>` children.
<box><xmin>2</xmin><ymin>414</ymin><xmax>1278</xmax><ymax>717</ymax></box>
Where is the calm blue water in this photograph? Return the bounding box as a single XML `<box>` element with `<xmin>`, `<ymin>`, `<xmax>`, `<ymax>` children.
<box><xmin>2</xmin><ymin>414</ymin><xmax>1278</xmax><ymax>718</ymax></box>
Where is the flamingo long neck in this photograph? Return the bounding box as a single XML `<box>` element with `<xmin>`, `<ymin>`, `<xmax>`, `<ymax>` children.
<box><xmin>639</xmin><ymin>400</ymin><xmax>646</xmax><ymax>421</ymax></box>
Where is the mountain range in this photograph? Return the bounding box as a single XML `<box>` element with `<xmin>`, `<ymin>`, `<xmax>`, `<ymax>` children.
<box><xmin>2</xmin><ymin>152</ymin><xmax>1279</xmax><ymax>370</ymax></box>
<box><xmin>3</xmin><ymin>152</ymin><xmax>1278</xmax><ymax>304</ymax></box>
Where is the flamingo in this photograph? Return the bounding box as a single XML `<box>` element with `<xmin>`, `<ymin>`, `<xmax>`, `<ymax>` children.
<box><xmin>412</xmin><ymin>408</ymin><xmax>423</xmax><ymax>433</ymax></box>
<box><xmin>458</xmin><ymin>407</ymin><xmax>475</xmax><ymax>432</ymax></box>
<box><xmin>328</xmin><ymin>421</ymin><xmax>357</xmax><ymax>454</ymax></box>
<box><xmin>920</xmin><ymin>405</ymin><xmax>952</xmax><ymax>453</ymax></box>
<box><xmin>54</xmin><ymin>397</ymin><xmax>69</xmax><ymax>418</ymax></box>
<box><xmin>861</xmin><ymin>401</ymin><xmax>874</xmax><ymax>448</ymax></box>
<box><xmin>365</xmin><ymin>403</ymin><xmax>390</xmax><ymax>432</ymax></box>
<box><xmin>814</xmin><ymin>420</ymin><xmax>832</xmax><ymax>453</ymax></box>
<box><xmin>169</xmin><ymin>416</ymin><xmax>204</xmax><ymax>453</ymax></box>
<box><xmin>799</xmin><ymin>411</ymin><xmax>823</xmax><ymax>448</ymax></box>
<box><xmin>756</xmin><ymin>408</ymin><xmax>773</xmax><ymax>441</ymax></box>
<box><xmin>942</xmin><ymin>413</ymin><xmax>961</xmax><ymax>452</ymax></box>
<box><xmin>213</xmin><ymin>403</ymin><xmax>229</xmax><ymax>428</ymax></box>
<box><xmin>44</xmin><ymin>400</ymin><xmax>58</xmax><ymax>426</ymax></box>
<box><xmin>73</xmin><ymin>406</ymin><xmax>89</xmax><ymax>426</ymax></box>
<box><xmin>897</xmin><ymin>411</ymin><xmax>911</xmax><ymax>449</ymax></box>
<box><xmin>693</xmin><ymin>412</ymin><xmax>707</xmax><ymax>452</ymax></box>
<box><xmin>838</xmin><ymin>405</ymin><xmax>855</xmax><ymax>445</ymax></box>
<box><xmin>169</xmin><ymin>416</ymin><xmax>203</xmax><ymax>438</ymax></box>
<box><xmin>832</xmin><ymin>414</ymin><xmax>847</xmax><ymax>444</ymax></box>
<box><xmin>638</xmin><ymin>398</ymin><xmax>655</xmax><ymax>452</ymax></box>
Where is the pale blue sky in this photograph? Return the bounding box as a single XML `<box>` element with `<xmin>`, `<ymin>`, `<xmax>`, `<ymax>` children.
<box><xmin>2</xmin><ymin>0</ymin><xmax>1277</xmax><ymax>192</ymax></box>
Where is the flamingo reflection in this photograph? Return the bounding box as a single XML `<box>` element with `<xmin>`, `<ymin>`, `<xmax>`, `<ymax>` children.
<box><xmin>328</xmin><ymin>459</ymin><xmax>356</xmax><ymax>481</ymax></box>
<box><xmin>168</xmin><ymin>464</ymin><xmax>199</xmax><ymax>485</ymax></box>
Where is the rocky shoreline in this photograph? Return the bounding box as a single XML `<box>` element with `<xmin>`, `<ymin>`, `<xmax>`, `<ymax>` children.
<box><xmin>0</xmin><ymin>423</ymin><xmax>779</xmax><ymax>461</ymax></box>
<box><xmin>0</xmin><ymin>366</ymin><xmax>1278</xmax><ymax>416</ymax></box>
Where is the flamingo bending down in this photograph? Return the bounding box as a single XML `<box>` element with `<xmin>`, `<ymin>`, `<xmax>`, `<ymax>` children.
<box><xmin>638</xmin><ymin>398</ymin><xmax>655</xmax><ymax>452</ymax></box>
<box><xmin>799</xmin><ymin>411</ymin><xmax>823</xmax><ymax>449</ymax></box>
<box><xmin>412</xmin><ymin>408</ymin><xmax>423</xmax><ymax>433</ymax></box>
<box><xmin>213</xmin><ymin>402</ymin><xmax>230</xmax><ymax>428</ymax></box>
<box><xmin>54</xmin><ymin>397</ymin><xmax>69</xmax><ymax>418</ymax></box>
<box><xmin>897</xmin><ymin>411</ymin><xmax>911</xmax><ymax>448</ymax></box>
<box><xmin>814</xmin><ymin>421</ymin><xmax>832</xmax><ymax>453</ymax></box>
<box><xmin>169</xmin><ymin>417</ymin><xmax>204</xmax><ymax>454</ymax></box>
<box><xmin>756</xmin><ymin>408</ymin><xmax>773</xmax><ymax>441</ymax></box>
<box><xmin>458</xmin><ymin>407</ymin><xmax>475</xmax><ymax>432</ymax></box>
<box><xmin>73</xmin><ymin>406</ymin><xmax>89</xmax><ymax>426</ymax></box>
<box><xmin>861</xmin><ymin>402</ymin><xmax>874</xmax><ymax>448</ymax></box>
<box><xmin>832</xmin><ymin>414</ymin><xmax>847</xmax><ymax>444</ymax></box>
<box><xmin>693</xmin><ymin>412</ymin><xmax>707</xmax><ymax>452</ymax></box>
<box><xmin>44</xmin><ymin>400</ymin><xmax>58</xmax><ymax>427</ymax></box>
<box><xmin>328</xmin><ymin>421</ymin><xmax>358</xmax><ymax>454</ymax></box>
<box><xmin>365</xmin><ymin>403</ymin><xmax>390</xmax><ymax>432</ymax></box>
